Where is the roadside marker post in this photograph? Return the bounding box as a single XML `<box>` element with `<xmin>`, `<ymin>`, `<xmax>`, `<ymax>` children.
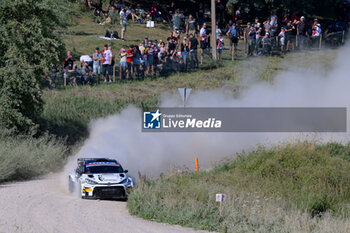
<box><xmin>64</xmin><ymin>72</ymin><xmax>67</xmax><ymax>87</ymax></box>
<box><xmin>195</xmin><ymin>157</ymin><xmax>199</xmax><ymax>172</ymax></box>
<box><xmin>113</xmin><ymin>64</ymin><xmax>116</xmax><ymax>82</ymax></box>
<box><xmin>216</xmin><ymin>193</ymin><xmax>226</xmax><ymax>215</ymax></box>
<box><xmin>178</xmin><ymin>88</ymin><xmax>192</xmax><ymax>107</ymax></box>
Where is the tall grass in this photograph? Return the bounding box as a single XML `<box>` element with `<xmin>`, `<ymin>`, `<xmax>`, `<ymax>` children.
<box><xmin>0</xmin><ymin>132</ymin><xmax>69</xmax><ymax>182</ymax></box>
<box><xmin>127</xmin><ymin>142</ymin><xmax>350</xmax><ymax>233</ymax></box>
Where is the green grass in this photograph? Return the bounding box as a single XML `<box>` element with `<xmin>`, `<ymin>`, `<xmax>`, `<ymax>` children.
<box><xmin>63</xmin><ymin>16</ymin><xmax>173</xmax><ymax>57</ymax></box>
<box><xmin>0</xmin><ymin>131</ymin><xmax>69</xmax><ymax>182</ymax></box>
<box><xmin>127</xmin><ymin>142</ymin><xmax>350</xmax><ymax>233</ymax></box>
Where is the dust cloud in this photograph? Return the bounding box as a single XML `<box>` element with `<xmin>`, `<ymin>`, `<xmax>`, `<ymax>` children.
<box><xmin>64</xmin><ymin>45</ymin><xmax>350</xmax><ymax>179</ymax></box>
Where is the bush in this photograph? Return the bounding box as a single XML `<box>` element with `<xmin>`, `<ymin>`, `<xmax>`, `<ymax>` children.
<box><xmin>0</xmin><ymin>132</ymin><xmax>68</xmax><ymax>182</ymax></box>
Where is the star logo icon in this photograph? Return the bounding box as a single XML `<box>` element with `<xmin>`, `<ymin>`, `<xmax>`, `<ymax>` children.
<box><xmin>143</xmin><ymin>110</ymin><xmax>162</xmax><ymax>129</ymax></box>
<box><xmin>151</xmin><ymin>110</ymin><xmax>162</xmax><ymax>122</ymax></box>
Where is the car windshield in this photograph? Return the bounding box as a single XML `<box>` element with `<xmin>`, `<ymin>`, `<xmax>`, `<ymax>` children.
<box><xmin>85</xmin><ymin>165</ymin><xmax>124</xmax><ymax>174</ymax></box>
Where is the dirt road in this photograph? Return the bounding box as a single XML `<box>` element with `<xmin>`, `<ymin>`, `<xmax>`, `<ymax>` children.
<box><xmin>0</xmin><ymin>175</ymin><xmax>208</xmax><ymax>233</ymax></box>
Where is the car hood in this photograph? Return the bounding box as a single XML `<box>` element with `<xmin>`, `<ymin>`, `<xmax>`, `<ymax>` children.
<box><xmin>83</xmin><ymin>173</ymin><xmax>127</xmax><ymax>184</ymax></box>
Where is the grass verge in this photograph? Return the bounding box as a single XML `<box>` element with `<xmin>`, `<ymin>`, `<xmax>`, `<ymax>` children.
<box><xmin>0</xmin><ymin>132</ymin><xmax>69</xmax><ymax>183</ymax></box>
<box><xmin>127</xmin><ymin>142</ymin><xmax>350</xmax><ymax>233</ymax></box>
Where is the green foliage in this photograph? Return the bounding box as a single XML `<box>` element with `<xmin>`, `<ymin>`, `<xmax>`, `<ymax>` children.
<box><xmin>226</xmin><ymin>0</ymin><xmax>335</xmax><ymax>19</ymax></box>
<box><xmin>128</xmin><ymin>142</ymin><xmax>350</xmax><ymax>232</ymax></box>
<box><xmin>0</xmin><ymin>132</ymin><xmax>69</xmax><ymax>182</ymax></box>
<box><xmin>0</xmin><ymin>0</ymin><xmax>70</xmax><ymax>133</ymax></box>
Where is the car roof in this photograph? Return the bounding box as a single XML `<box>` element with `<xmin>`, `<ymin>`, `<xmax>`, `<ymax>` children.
<box><xmin>77</xmin><ymin>158</ymin><xmax>119</xmax><ymax>164</ymax></box>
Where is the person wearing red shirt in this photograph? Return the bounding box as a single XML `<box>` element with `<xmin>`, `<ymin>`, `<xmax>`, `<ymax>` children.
<box><xmin>126</xmin><ymin>45</ymin><xmax>134</xmax><ymax>79</ymax></box>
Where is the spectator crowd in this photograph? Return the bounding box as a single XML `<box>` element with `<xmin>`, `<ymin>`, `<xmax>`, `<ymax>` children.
<box><xmin>46</xmin><ymin>0</ymin><xmax>349</xmax><ymax>87</ymax></box>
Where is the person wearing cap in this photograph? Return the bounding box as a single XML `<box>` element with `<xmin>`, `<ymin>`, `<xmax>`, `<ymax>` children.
<box><xmin>247</xmin><ymin>23</ymin><xmax>256</xmax><ymax>56</ymax></box>
<box><xmin>92</xmin><ymin>47</ymin><xmax>102</xmax><ymax>75</ymax></box>
<box><xmin>297</xmin><ymin>16</ymin><xmax>307</xmax><ymax>49</ymax></box>
<box><xmin>226</xmin><ymin>23</ymin><xmax>238</xmax><ymax>56</ymax></box>
<box><xmin>312</xmin><ymin>20</ymin><xmax>322</xmax><ymax>37</ymax></box>
<box><xmin>255</xmin><ymin>27</ymin><xmax>263</xmax><ymax>53</ymax></box>
<box><xmin>311</xmin><ymin>21</ymin><xmax>322</xmax><ymax>46</ymax></box>
<box><xmin>262</xmin><ymin>32</ymin><xmax>272</xmax><ymax>54</ymax></box>
<box><xmin>199</xmin><ymin>23</ymin><xmax>209</xmax><ymax>60</ymax></box>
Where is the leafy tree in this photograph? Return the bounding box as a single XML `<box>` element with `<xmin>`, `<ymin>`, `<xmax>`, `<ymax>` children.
<box><xmin>226</xmin><ymin>0</ymin><xmax>335</xmax><ymax>19</ymax></box>
<box><xmin>0</xmin><ymin>0</ymin><xmax>70</xmax><ymax>134</ymax></box>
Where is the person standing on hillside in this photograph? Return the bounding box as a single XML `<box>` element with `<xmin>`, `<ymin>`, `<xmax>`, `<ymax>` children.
<box><xmin>120</xmin><ymin>7</ymin><xmax>127</xmax><ymax>40</ymax></box>
<box><xmin>297</xmin><ymin>16</ymin><xmax>307</xmax><ymax>49</ymax></box>
<box><xmin>188</xmin><ymin>33</ymin><xmax>199</xmax><ymax>68</ymax></box>
<box><xmin>92</xmin><ymin>47</ymin><xmax>102</xmax><ymax>76</ymax></box>
<box><xmin>186</xmin><ymin>14</ymin><xmax>197</xmax><ymax>36</ymax></box>
<box><xmin>109</xmin><ymin>5</ymin><xmax>118</xmax><ymax>25</ymax></box>
<box><xmin>126</xmin><ymin>46</ymin><xmax>134</xmax><ymax>79</ymax></box>
<box><xmin>119</xmin><ymin>48</ymin><xmax>127</xmax><ymax>80</ymax></box>
<box><xmin>227</xmin><ymin>23</ymin><xmax>238</xmax><ymax>57</ymax></box>
<box><xmin>216</xmin><ymin>34</ymin><xmax>224</xmax><ymax>60</ymax></box>
<box><xmin>246</xmin><ymin>23</ymin><xmax>256</xmax><ymax>56</ymax></box>
<box><xmin>285</xmin><ymin>21</ymin><xmax>295</xmax><ymax>51</ymax></box>
<box><xmin>172</xmin><ymin>10</ymin><xmax>182</xmax><ymax>32</ymax></box>
<box><xmin>196</xmin><ymin>3</ymin><xmax>205</xmax><ymax>29</ymax></box>
<box><xmin>102</xmin><ymin>46</ymin><xmax>112</xmax><ymax>82</ymax></box>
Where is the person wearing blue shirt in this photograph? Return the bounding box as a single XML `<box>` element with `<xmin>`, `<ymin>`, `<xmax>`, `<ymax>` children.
<box><xmin>226</xmin><ymin>24</ymin><xmax>238</xmax><ymax>56</ymax></box>
<box><xmin>262</xmin><ymin>32</ymin><xmax>272</xmax><ymax>54</ymax></box>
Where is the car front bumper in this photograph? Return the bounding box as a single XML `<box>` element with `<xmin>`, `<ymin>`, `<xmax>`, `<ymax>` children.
<box><xmin>82</xmin><ymin>184</ymin><xmax>132</xmax><ymax>199</ymax></box>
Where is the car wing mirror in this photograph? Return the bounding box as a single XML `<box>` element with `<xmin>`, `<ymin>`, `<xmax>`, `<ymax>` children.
<box><xmin>124</xmin><ymin>170</ymin><xmax>128</xmax><ymax>173</ymax></box>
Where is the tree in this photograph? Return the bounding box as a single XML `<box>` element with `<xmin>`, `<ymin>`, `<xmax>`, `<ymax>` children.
<box><xmin>0</xmin><ymin>0</ymin><xmax>69</xmax><ymax>134</ymax></box>
<box><xmin>226</xmin><ymin>0</ymin><xmax>335</xmax><ymax>20</ymax></box>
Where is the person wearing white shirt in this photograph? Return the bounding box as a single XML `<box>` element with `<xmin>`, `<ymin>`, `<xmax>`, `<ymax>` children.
<box><xmin>79</xmin><ymin>55</ymin><xmax>93</xmax><ymax>67</ymax></box>
<box><xmin>120</xmin><ymin>7</ymin><xmax>127</xmax><ymax>40</ymax></box>
<box><xmin>279</xmin><ymin>27</ymin><xmax>286</xmax><ymax>52</ymax></box>
<box><xmin>102</xmin><ymin>47</ymin><xmax>113</xmax><ymax>82</ymax></box>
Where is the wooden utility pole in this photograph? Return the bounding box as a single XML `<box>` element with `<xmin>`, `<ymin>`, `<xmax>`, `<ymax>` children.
<box><xmin>211</xmin><ymin>0</ymin><xmax>217</xmax><ymax>60</ymax></box>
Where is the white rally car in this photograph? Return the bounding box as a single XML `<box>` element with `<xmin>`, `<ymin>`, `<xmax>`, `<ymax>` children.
<box><xmin>68</xmin><ymin>158</ymin><xmax>133</xmax><ymax>199</ymax></box>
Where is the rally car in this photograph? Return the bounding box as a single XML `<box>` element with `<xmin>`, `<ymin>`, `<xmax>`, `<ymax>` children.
<box><xmin>68</xmin><ymin>158</ymin><xmax>133</xmax><ymax>199</ymax></box>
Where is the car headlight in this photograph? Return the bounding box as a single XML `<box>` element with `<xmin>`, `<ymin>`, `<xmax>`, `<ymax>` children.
<box><xmin>120</xmin><ymin>177</ymin><xmax>133</xmax><ymax>186</ymax></box>
<box><xmin>85</xmin><ymin>178</ymin><xmax>98</xmax><ymax>185</ymax></box>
